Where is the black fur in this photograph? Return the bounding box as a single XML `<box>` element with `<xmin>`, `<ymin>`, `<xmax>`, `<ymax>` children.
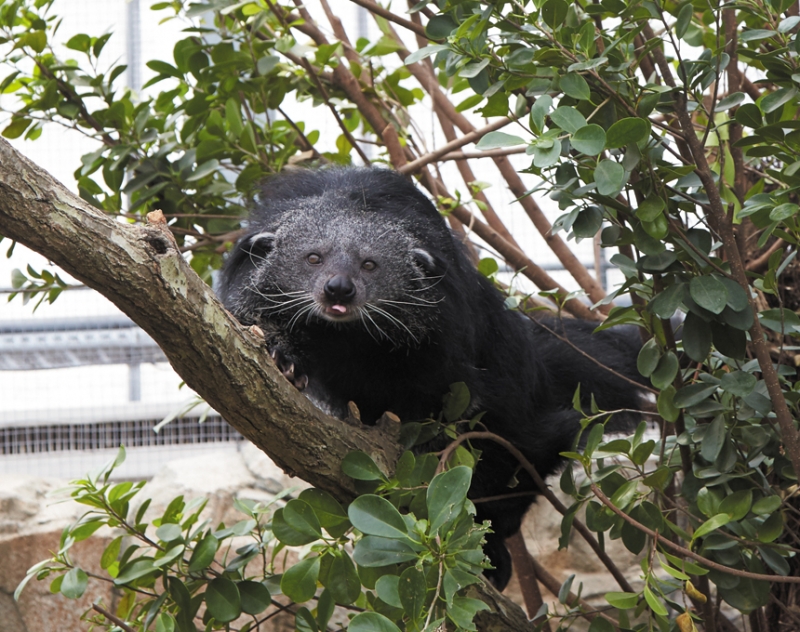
<box><xmin>218</xmin><ymin>167</ymin><xmax>643</xmax><ymax>590</ymax></box>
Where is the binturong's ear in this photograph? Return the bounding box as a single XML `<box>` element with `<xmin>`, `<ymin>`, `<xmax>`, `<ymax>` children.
<box><xmin>412</xmin><ymin>247</ymin><xmax>438</xmax><ymax>275</ymax></box>
<box><xmin>244</xmin><ymin>232</ymin><xmax>276</xmax><ymax>260</ymax></box>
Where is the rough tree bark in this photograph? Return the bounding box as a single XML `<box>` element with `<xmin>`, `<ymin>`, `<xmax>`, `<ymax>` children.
<box><xmin>0</xmin><ymin>138</ymin><xmax>535</xmax><ymax>632</ymax></box>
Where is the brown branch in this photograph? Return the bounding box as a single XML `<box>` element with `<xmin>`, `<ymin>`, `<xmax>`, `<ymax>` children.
<box><xmin>92</xmin><ymin>604</ymin><xmax>136</xmax><ymax>632</ymax></box>
<box><xmin>746</xmin><ymin>239</ymin><xmax>785</xmax><ymax>273</ymax></box>
<box><xmin>398</xmin><ymin>118</ymin><xmax>514</xmax><ymax>176</ymax></box>
<box><xmin>439</xmin><ymin>146</ymin><xmax>527</xmax><ymax>161</ymax></box>
<box><xmin>590</xmin><ymin>482</ymin><xmax>800</xmax><ymax>584</ymax></box>
<box><xmin>300</xmin><ymin>57</ymin><xmax>371</xmax><ymax>165</ymax></box>
<box><xmin>346</xmin><ymin>0</ymin><xmax>430</xmax><ymax>39</ymax></box>
<box><xmin>506</xmin><ymin>532</ymin><xmax>549</xmax><ymax>627</ymax></box>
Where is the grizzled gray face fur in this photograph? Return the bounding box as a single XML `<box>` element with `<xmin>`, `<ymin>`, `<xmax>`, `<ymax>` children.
<box><xmin>234</xmin><ymin>199</ymin><xmax>441</xmax><ymax>346</ymax></box>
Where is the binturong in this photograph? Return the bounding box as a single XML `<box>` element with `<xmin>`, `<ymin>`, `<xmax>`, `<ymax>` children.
<box><xmin>218</xmin><ymin>167</ymin><xmax>645</xmax><ymax>591</ymax></box>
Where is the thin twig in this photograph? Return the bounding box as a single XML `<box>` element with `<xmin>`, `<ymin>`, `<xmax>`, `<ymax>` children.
<box><xmin>590</xmin><ymin>482</ymin><xmax>800</xmax><ymax>583</ymax></box>
<box><xmin>92</xmin><ymin>604</ymin><xmax>136</xmax><ymax>632</ymax></box>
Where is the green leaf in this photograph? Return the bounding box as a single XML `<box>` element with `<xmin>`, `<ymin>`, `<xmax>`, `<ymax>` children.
<box><xmin>682</xmin><ymin>312</ymin><xmax>712</xmax><ymax>362</ymax></box>
<box><xmin>23</xmin><ymin>31</ymin><xmax>46</xmax><ymax>53</ymax></box>
<box><xmin>657</xmin><ymin>385</ymin><xmax>680</xmax><ymax>422</ymax></box>
<box><xmin>720</xmin><ymin>371</ymin><xmax>757</xmax><ymax>397</ymax></box>
<box><xmin>651</xmin><ymin>352</ymin><xmax>679</xmax><ymax>390</ymax></box>
<box><xmin>298</xmin><ymin>489</ymin><xmax>349</xmax><ymax>531</ymax></box>
<box><xmin>205</xmin><ymin>577</ymin><xmax>241</xmax><ymax>623</ymax></box>
<box><xmin>605</xmin><ymin>118</ymin><xmax>650</xmax><ymax>148</ymax></box>
<box><xmin>717</xmin><ymin>92</ymin><xmax>745</xmax><ymax>111</ymax></box>
<box><xmin>2</xmin><ymin>118</ymin><xmax>31</xmax><ymax>139</ymax></box>
<box><xmin>752</xmin><ymin>495</ymin><xmax>781</xmax><ymax>516</ymax></box>
<box><xmin>187</xmin><ymin>533</ymin><xmax>219</xmax><ymax>572</ymax></box>
<box><xmin>66</xmin><ymin>33</ymin><xmax>92</xmax><ymax>52</ymax></box>
<box><xmin>319</xmin><ymin>551</ymin><xmax>361</xmax><ymax>605</ymax></box>
<box><xmin>442</xmin><ymin>382</ymin><xmax>471</xmax><ymax>422</ymax></box>
<box><xmin>60</xmin><ymin>567</ymin><xmax>88</xmax><ymax>599</ymax></box>
<box><xmin>348</xmin><ymin>612</ymin><xmax>402</xmax><ymax>632</ymax></box>
<box><xmin>643</xmin><ymin>585</ymin><xmax>667</xmax><ymax>616</ymax></box>
<box><xmin>542</xmin><ymin>0</ymin><xmax>568</xmax><ymax>28</ymax></box>
<box><xmin>280</xmin><ymin>556</ymin><xmax>320</xmax><ymax>603</ymax></box>
<box><xmin>649</xmin><ymin>283</ymin><xmax>686</xmax><ymax>319</ymax></box>
<box><xmin>427</xmin><ymin>466</ymin><xmax>472</xmax><ymax>533</ymax></box>
<box><xmin>186</xmin><ymin>159</ymin><xmax>219</xmax><ymax>182</ymax></box>
<box><xmin>296</xmin><ymin>607</ymin><xmax>319</xmax><ymax>632</ymax></box>
<box><xmin>476</xmin><ymin>131</ymin><xmax>526</xmax><ymax>150</ymax></box>
<box><xmin>448</xmin><ymin>596</ymin><xmax>490</xmax><ymax>630</ymax></box>
<box><xmin>637</xmin><ymin>338</ymin><xmax>661</xmax><ymax>377</ymax></box>
<box><xmin>341</xmin><ymin>451</ymin><xmax>386</xmax><ymax>481</ymax></box>
<box><xmin>550</xmin><ymin>106</ymin><xmax>587</xmax><ymax>134</ymax></box>
<box><xmin>700</xmin><ymin>416</ymin><xmax>726</xmax><ymax>462</ymax></box>
<box><xmin>758</xmin><ymin>546</ymin><xmax>790</xmax><ymax>575</ymax></box>
<box><xmin>573</xmin><ymin>206</ymin><xmax>603</xmax><ymax>238</ymax></box>
<box><xmin>257</xmin><ymin>54</ymin><xmax>280</xmax><ymax>74</ymax></box>
<box><xmin>558</xmin><ymin>574</ymin><xmax>575</xmax><ymax>604</ymax></box>
<box><xmin>101</xmin><ymin>536</ymin><xmax>122</xmax><ymax>570</ymax></box>
<box><xmin>762</xmin><ymin>87</ymin><xmax>797</xmax><ymax>113</ymax></box>
<box><xmin>398</xmin><ymin>567</ymin><xmax>427</xmax><ymax>622</ymax></box>
<box><xmin>529</xmin><ymin>95</ymin><xmax>553</xmax><ymax>133</ymax></box>
<box><xmin>352</xmin><ymin>535</ymin><xmax>419</xmax><ymax>566</ymax></box>
<box><xmin>693</xmin><ymin>513</ymin><xmax>730</xmax><ymax>540</ymax></box>
<box><xmin>594</xmin><ymin>160</ymin><xmax>625</xmax><ymax>196</ymax></box>
<box><xmin>561</xmin><ymin>73</ymin><xmax>592</xmax><ymax>101</ymax></box>
<box><xmin>675</xmin><ymin>2</ymin><xmax>694</xmax><ymax>39</ymax></box>
<box><xmin>114</xmin><ymin>558</ymin><xmax>157</xmax><ymax>585</ymax></box>
<box><xmin>349</xmin><ymin>495</ymin><xmax>409</xmax><ymax>539</ymax></box>
<box><xmin>283</xmin><ymin>499</ymin><xmax>323</xmax><ymax>538</ymax></box>
<box><xmin>273</xmin><ymin>508</ymin><xmax>319</xmax><ymax>546</ymax></box>
<box><xmin>604</xmin><ymin>591</ymin><xmax>639</xmax><ymax>609</ymax></box>
<box><xmin>735</xmin><ymin>103</ymin><xmax>762</xmax><ymax>128</ymax></box>
<box><xmin>571</xmin><ymin>124</ymin><xmax>606</xmax><ymax>155</ymax></box>
<box><xmin>770</xmin><ymin>203</ymin><xmax>798</xmax><ymax>221</ymax></box>
<box><xmin>425</xmin><ymin>14</ymin><xmax>457</xmax><ymax>38</ymax></box>
<box><xmin>690</xmin><ymin>276</ymin><xmax>728</xmax><ymax>314</ymax></box>
<box><xmin>156</xmin><ymin>523</ymin><xmax>183</xmax><ymax>542</ymax></box>
<box><xmin>718</xmin><ymin>489</ymin><xmax>752</xmax><ymax>521</ymax></box>
<box><xmin>155</xmin><ymin>613</ymin><xmax>176</xmax><ymax>632</ymax></box>
<box><xmin>375</xmin><ymin>575</ymin><xmax>402</xmax><ymax>607</ymax></box>
<box><xmin>609</xmin><ymin>480</ymin><xmax>638</xmax><ymax>511</ymax></box>
<box><xmin>404</xmin><ymin>44</ymin><xmax>450</xmax><ymax>65</ymax></box>
<box><xmin>443</xmin><ymin>569</ymin><xmax>481</xmax><ymax>607</ymax></box>
<box><xmin>239</xmin><ymin>580</ymin><xmax>271</xmax><ymax>615</ymax></box>
<box><xmin>674</xmin><ymin>383</ymin><xmax>717</xmax><ymax>408</ymax></box>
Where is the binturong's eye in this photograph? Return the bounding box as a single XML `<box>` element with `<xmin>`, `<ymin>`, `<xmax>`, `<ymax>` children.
<box><xmin>307</xmin><ymin>253</ymin><xmax>323</xmax><ymax>265</ymax></box>
<box><xmin>362</xmin><ymin>260</ymin><xmax>377</xmax><ymax>271</ymax></box>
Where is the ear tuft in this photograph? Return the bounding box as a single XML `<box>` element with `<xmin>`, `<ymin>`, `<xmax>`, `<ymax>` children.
<box><xmin>245</xmin><ymin>232</ymin><xmax>276</xmax><ymax>257</ymax></box>
<box><xmin>412</xmin><ymin>248</ymin><xmax>437</xmax><ymax>273</ymax></box>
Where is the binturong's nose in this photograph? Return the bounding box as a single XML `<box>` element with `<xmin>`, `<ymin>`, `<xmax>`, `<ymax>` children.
<box><xmin>324</xmin><ymin>275</ymin><xmax>356</xmax><ymax>303</ymax></box>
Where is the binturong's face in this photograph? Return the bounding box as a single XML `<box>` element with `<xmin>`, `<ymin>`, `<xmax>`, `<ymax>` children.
<box><xmin>239</xmin><ymin>204</ymin><xmax>443</xmax><ymax>345</ymax></box>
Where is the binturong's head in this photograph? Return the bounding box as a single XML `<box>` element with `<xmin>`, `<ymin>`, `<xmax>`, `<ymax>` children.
<box><xmin>218</xmin><ymin>168</ymin><xmax>469</xmax><ymax>347</ymax></box>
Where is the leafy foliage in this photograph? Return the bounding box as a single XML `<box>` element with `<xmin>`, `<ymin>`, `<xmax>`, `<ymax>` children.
<box><xmin>18</xmin><ymin>446</ymin><xmax>490</xmax><ymax>631</ymax></box>
<box><xmin>5</xmin><ymin>0</ymin><xmax>800</xmax><ymax>629</ymax></box>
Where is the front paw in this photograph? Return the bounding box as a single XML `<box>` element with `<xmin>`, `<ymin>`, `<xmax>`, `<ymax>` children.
<box><xmin>269</xmin><ymin>346</ymin><xmax>309</xmax><ymax>391</ymax></box>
